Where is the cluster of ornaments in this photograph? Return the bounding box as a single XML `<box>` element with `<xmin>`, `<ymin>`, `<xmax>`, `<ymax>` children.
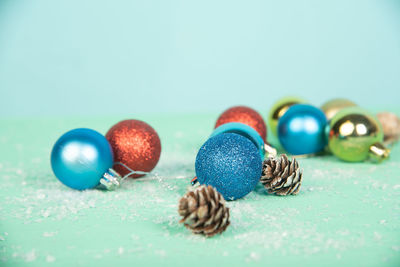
<box><xmin>268</xmin><ymin>97</ymin><xmax>391</xmax><ymax>162</ymax></box>
<box><xmin>51</xmin><ymin>120</ymin><xmax>161</xmax><ymax>190</ymax></box>
<box><xmin>50</xmin><ymin>99</ymin><xmax>398</xmax><ymax>238</ymax></box>
<box><xmin>186</xmin><ymin>100</ymin><xmax>398</xmax><ymax>237</ymax></box>
<box><xmin>192</xmin><ymin>106</ymin><xmax>305</xmax><ymax>201</ymax></box>
<box><xmin>179</xmin><ymin>106</ymin><xmax>303</xmax><ymax>236</ymax></box>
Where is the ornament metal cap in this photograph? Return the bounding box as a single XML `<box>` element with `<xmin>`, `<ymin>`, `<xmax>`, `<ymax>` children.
<box><xmin>264</xmin><ymin>143</ymin><xmax>277</xmax><ymax>158</ymax></box>
<box><xmin>98</xmin><ymin>168</ymin><xmax>122</xmax><ymax>190</ymax></box>
<box><xmin>369</xmin><ymin>143</ymin><xmax>390</xmax><ymax>162</ymax></box>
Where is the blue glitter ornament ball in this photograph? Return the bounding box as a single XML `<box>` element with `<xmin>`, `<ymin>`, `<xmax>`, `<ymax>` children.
<box><xmin>278</xmin><ymin>104</ymin><xmax>327</xmax><ymax>155</ymax></box>
<box><xmin>195</xmin><ymin>133</ymin><xmax>262</xmax><ymax>200</ymax></box>
<box><xmin>51</xmin><ymin>128</ymin><xmax>114</xmax><ymax>190</ymax></box>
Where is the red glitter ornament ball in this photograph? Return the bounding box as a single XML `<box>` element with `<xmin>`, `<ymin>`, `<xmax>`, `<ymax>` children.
<box><xmin>215</xmin><ymin>106</ymin><xmax>267</xmax><ymax>141</ymax></box>
<box><xmin>106</xmin><ymin>120</ymin><xmax>161</xmax><ymax>178</ymax></box>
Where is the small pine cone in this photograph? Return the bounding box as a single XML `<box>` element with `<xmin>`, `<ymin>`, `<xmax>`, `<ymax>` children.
<box><xmin>261</xmin><ymin>154</ymin><xmax>302</xmax><ymax>196</ymax></box>
<box><xmin>178</xmin><ymin>185</ymin><xmax>230</xmax><ymax>237</ymax></box>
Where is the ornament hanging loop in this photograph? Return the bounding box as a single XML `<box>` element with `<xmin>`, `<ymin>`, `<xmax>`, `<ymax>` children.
<box><xmin>114</xmin><ymin>162</ymin><xmax>149</xmax><ymax>180</ymax></box>
<box><xmin>97</xmin><ymin>162</ymin><xmax>149</xmax><ymax>191</ymax></box>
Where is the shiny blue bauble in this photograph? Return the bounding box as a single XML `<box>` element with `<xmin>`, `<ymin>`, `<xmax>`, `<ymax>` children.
<box><xmin>51</xmin><ymin>128</ymin><xmax>114</xmax><ymax>190</ymax></box>
<box><xmin>195</xmin><ymin>133</ymin><xmax>262</xmax><ymax>200</ymax></box>
<box><xmin>278</xmin><ymin>104</ymin><xmax>327</xmax><ymax>155</ymax></box>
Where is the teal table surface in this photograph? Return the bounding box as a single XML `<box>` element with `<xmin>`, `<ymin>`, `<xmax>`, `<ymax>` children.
<box><xmin>0</xmin><ymin>115</ymin><xmax>399</xmax><ymax>267</ymax></box>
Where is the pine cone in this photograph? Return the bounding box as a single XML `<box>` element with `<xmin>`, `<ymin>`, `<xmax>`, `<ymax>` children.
<box><xmin>377</xmin><ymin>112</ymin><xmax>400</xmax><ymax>144</ymax></box>
<box><xmin>261</xmin><ymin>154</ymin><xmax>302</xmax><ymax>196</ymax></box>
<box><xmin>178</xmin><ymin>185</ymin><xmax>230</xmax><ymax>237</ymax></box>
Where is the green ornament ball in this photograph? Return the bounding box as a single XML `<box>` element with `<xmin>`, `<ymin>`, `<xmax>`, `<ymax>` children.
<box><xmin>268</xmin><ymin>96</ymin><xmax>306</xmax><ymax>136</ymax></box>
<box><xmin>328</xmin><ymin>107</ymin><xmax>389</xmax><ymax>162</ymax></box>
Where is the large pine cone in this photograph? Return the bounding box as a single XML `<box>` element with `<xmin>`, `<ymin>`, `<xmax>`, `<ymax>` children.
<box><xmin>178</xmin><ymin>185</ymin><xmax>230</xmax><ymax>237</ymax></box>
<box><xmin>261</xmin><ymin>154</ymin><xmax>302</xmax><ymax>196</ymax></box>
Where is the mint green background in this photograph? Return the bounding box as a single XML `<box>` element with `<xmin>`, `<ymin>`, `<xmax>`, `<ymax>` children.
<box><xmin>1</xmin><ymin>0</ymin><xmax>400</xmax><ymax>117</ymax></box>
<box><xmin>1</xmin><ymin>1</ymin><xmax>400</xmax><ymax>266</ymax></box>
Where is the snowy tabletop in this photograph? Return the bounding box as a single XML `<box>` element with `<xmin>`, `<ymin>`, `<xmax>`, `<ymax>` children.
<box><xmin>0</xmin><ymin>115</ymin><xmax>399</xmax><ymax>266</ymax></box>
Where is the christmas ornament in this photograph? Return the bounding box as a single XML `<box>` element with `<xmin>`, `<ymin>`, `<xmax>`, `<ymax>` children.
<box><xmin>51</xmin><ymin>128</ymin><xmax>121</xmax><ymax>190</ymax></box>
<box><xmin>195</xmin><ymin>126</ymin><xmax>263</xmax><ymax>200</ymax></box>
<box><xmin>377</xmin><ymin>112</ymin><xmax>400</xmax><ymax>144</ymax></box>
<box><xmin>268</xmin><ymin>96</ymin><xmax>306</xmax><ymax>136</ymax></box>
<box><xmin>261</xmin><ymin>154</ymin><xmax>302</xmax><ymax>196</ymax></box>
<box><xmin>106</xmin><ymin>120</ymin><xmax>161</xmax><ymax>178</ymax></box>
<box><xmin>278</xmin><ymin>104</ymin><xmax>327</xmax><ymax>155</ymax></box>
<box><xmin>321</xmin><ymin>98</ymin><xmax>357</xmax><ymax>121</ymax></box>
<box><xmin>328</xmin><ymin>107</ymin><xmax>390</xmax><ymax>162</ymax></box>
<box><xmin>215</xmin><ymin>106</ymin><xmax>267</xmax><ymax>141</ymax></box>
<box><xmin>178</xmin><ymin>185</ymin><xmax>230</xmax><ymax>237</ymax></box>
<box><xmin>210</xmin><ymin>122</ymin><xmax>266</xmax><ymax>158</ymax></box>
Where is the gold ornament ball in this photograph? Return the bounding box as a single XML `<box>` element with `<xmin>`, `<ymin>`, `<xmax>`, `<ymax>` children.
<box><xmin>328</xmin><ymin>107</ymin><xmax>389</xmax><ymax>162</ymax></box>
<box><xmin>268</xmin><ymin>96</ymin><xmax>306</xmax><ymax>136</ymax></box>
<box><xmin>321</xmin><ymin>98</ymin><xmax>357</xmax><ymax>121</ymax></box>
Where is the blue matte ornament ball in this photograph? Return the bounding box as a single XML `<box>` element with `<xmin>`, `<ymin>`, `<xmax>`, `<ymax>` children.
<box><xmin>278</xmin><ymin>104</ymin><xmax>328</xmax><ymax>155</ymax></box>
<box><xmin>51</xmin><ymin>128</ymin><xmax>114</xmax><ymax>190</ymax></box>
<box><xmin>195</xmin><ymin>133</ymin><xmax>262</xmax><ymax>200</ymax></box>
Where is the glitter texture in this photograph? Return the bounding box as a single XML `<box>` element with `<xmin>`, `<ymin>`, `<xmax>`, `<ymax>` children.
<box><xmin>195</xmin><ymin>133</ymin><xmax>262</xmax><ymax>200</ymax></box>
<box><xmin>106</xmin><ymin>120</ymin><xmax>161</xmax><ymax>178</ymax></box>
<box><xmin>215</xmin><ymin>106</ymin><xmax>267</xmax><ymax>141</ymax></box>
